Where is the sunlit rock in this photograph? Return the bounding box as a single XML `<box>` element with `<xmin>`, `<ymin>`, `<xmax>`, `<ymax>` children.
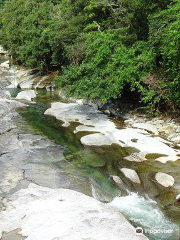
<box><xmin>45</xmin><ymin>102</ymin><xmax>180</xmax><ymax>161</ymax></box>
<box><xmin>171</xmin><ymin>136</ymin><xmax>180</xmax><ymax>143</ymax></box>
<box><xmin>0</xmin><ymin>60</ymin><xmax>10</xmax><ymax>69</ymax></box>
<box><xmin>0</xmin><ymin>98</ymin><xmax>26</xmax><ymax>117</ymax></box>
<box><xmin>0</xmin><ymin>90</ymin><xmax>11</xmax><ymax>99</ymax></box>
<box><xmin>0</xmin><ymin>119</ymin><xmax>16</xmax><ymax>135</ymax></box>
<box><xmin>175</xmin><ymin>127</ymin><xmax>180</xmax><ymax>133</ymax></box>
<box><xmin>112</xmin><ymin>176</ymin><xmax>123</xmax><ymax>187</ymax></box>
<box><xmin>132</xmin><ymin>123</ymin><xmax>158</xmax><ymax>135</ymax></box>
<box><xmin>124</xmin><ymin>152</ymin><xmax>146</xmax><ymax>162</ymax></box>
<box><xmin>120</xmin><ymin>168</ymin><xmax>141</xmax><ymax>184</ymax></box>
<box><xmin>155</xmin><ymin>172</ymin><xmax>174</xmax><ymax>187</ymax></box>
<box><xmin>113</xmin><ymin>128</ymin><xmax>178</xmax><ymax>156</ymax></box>
<box><xmin>0</xmin><ymin>131</ymin><xmax>23</xmax><ymax>156</ymax></box>
<box><xmin>176</xmin><ymin>194</ymin><xmax>180</xmax><ymax>201</ymax></box>
<box><xmin>76</xmin><ymin>99</ymin><xmax>84</xmax><ymax>105</ymax></box>
<box><xmin>81</xmin><ymin>133</ymin><xmax>115</xmax><ymax>146</ymax></box>
<box><xmin>159</xmin><ymin>124</ymin><xmax>176</xmax><ymax>135</ymax></box>
<box><xmin>0</xmin><ymin>184</ymin><xmax>148</xmax><ymax>240</ymax></box>
<box><xmin>16</xmin><ymin>90</ymin><xmax>36</xmax><ymax>102</ymax></box>
<box><xmin>155</xmin><ymin>155</ymin><xmax>180</xmax><ymax>163</ymax></box>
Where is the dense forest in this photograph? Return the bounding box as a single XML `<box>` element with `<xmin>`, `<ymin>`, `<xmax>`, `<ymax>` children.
<box><xmin>0</xmin><ymin>0</ymin><xmax>180</xmax><ymax>112</ymax></box>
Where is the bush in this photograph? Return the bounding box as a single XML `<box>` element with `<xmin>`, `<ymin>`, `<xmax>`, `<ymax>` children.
<box><xmin>0</xmin><ymin>0</ymin><xmax>180</xmax><ymax>112</ymax></box>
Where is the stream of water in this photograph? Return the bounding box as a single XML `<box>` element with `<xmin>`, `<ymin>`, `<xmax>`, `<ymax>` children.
<box><xmin>2</xmin><ymin>57</ymin><xmax>180</xmax><ymax>240</ymax></box>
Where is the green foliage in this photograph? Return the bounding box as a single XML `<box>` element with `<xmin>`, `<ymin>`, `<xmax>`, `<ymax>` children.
<box><xmin>0</xmin><ymin>0</ymin><xmax>55</xmax><ymax>71</ymax></box>
<box><xmin>0</xmin><ymin>0</ymin><xmax>5</xmax><ymax>6</ymax></box>
<box><xmin>0</xmin><ymin>0</ymin><xmax>180</xmax><ymax>112</ymax></box>
<box><xmin>0</xmin><ymin>0</ymin><xmax>88</xmax><ymax>71</ymax></box>
<box><xmin>149</xmin><ymin>0</ymin><xmax>180</xmax><ymax>107</ymax></box>
<box><xmin>55</xmin><ymin>31</ymin><xmax>156</xmax><ymax>101</ymax></box>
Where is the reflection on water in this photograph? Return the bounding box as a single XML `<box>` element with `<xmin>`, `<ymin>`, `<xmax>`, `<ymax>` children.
<box><xmin>9</xmin><ymin>88</ymin><xmax>180</xmax><ymax>239</ymax></box>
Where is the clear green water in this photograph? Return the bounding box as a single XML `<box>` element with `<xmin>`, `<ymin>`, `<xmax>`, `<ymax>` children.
<box><xmin>12</xmin><ymin>89</ymin><xmax>125</xmax><ymax>197</ymax></box>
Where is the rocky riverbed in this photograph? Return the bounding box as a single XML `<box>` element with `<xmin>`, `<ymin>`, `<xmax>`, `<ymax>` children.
<box><xmin>0</xmin><ymin>56</ymin><xmax>149</xmax><ymax>239</ymax></box>
<box><xmin>1</xmin><ymin>50</ymin><xmax>180</xmax><ymax>239</ymax></box>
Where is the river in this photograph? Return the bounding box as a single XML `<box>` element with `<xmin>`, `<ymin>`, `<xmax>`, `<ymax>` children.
<box><xmin>1</xmin><ymin>55</ymin><xmax>180</xmax><ymax>239</ymax></box>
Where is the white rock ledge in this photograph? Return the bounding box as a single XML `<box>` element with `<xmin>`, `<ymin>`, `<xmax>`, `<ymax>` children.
<box><xmin>44</xmin><ymin>102</ymin><xmax>180</xmax><ymax>163</ymax></box>
<box><xmin>0</xmin><ymin>184</ymin><xmax>148</xmax><ymax>240</ymax></box>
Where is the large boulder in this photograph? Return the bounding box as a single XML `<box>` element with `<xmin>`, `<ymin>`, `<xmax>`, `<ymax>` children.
<box><xmin>155</xmin><ymin>172</ymin><xmax>174</xmax><ymax>187</ymax></box>
<box><xmin>16</xmin><ymin>90</ymin><xmax>36</xmax><ymax>102</ymax></box>
<box><xmin>120</xmin><ymin>168</ymin><xmax>141</xmax><ymax>184</ymax></box>
<box><xmin>0</xmin><ymin>184</ymin><xmax>147</xmax><ymax>240</ymax></box>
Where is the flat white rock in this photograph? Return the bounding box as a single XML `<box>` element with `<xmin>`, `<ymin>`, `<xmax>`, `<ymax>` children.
<box><xmin>81</xmin><ymin>133</ymin><xmax>115</xmax><ymax>146</ymax></box>
<box><xmin>0</xmin><ymin>184</ymin><xmax>147</xmax><ymax>240</ymax></box>
<box><xmin>16</xmin><ymin>90</ymin><xmax>36</xmax><ymax>101</ymax></box>
<box><xmin>120</xmin><ymin>168</ymin><xmax>141</xmax><ymax>184</ymax></box>
<box><xmin>171</xmin><ymin>136</ymin><xmax>180</xmax><ymax>143</ymax></box>
<box><xmin>155</xmin><ymin>155</ymin><xmax>180</xmax><ymax>163</ymax></box>
<box><xmin>155</xmin><ymin>172</ymin><xmax>174</xmax><ymax>187</ymax></box>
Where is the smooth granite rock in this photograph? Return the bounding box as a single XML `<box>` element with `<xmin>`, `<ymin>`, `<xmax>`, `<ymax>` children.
<box><xmin>155</xmin><ymin>172</ymin><xmax>174</xmax><ymax>188</ymax></box>
<box><xmin>120</xmin><ymin>168</ymin><xmax>141</xmax><ymax>184</ymax></box>
<box><xmin>45</xmin><ymin>102</ymin><xmax>180</xmax><ymax>163</ymax></box>
<box><xmin>0</xmin><ymin>184</ymin><xmax>147</xmax><ymax>240</ymax></box>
